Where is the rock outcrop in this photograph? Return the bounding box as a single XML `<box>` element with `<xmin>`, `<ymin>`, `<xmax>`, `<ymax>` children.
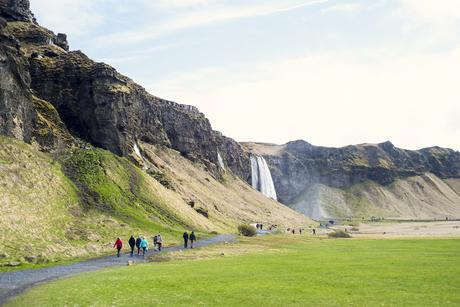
<box><xmin>0</xmin><ymin>0</ymin><xmax>34</xmax><ymax>22</ymax></box>
<box><xmin>0</xmin><ymin>0</ymin><xmax>251</xmax><ymax>179</ymax></box>
<box><xmin>0</xmin><ymin>17</ymin><xmax>35</xmax><ymax>142</ymax></box>
<box><xmin>243</xmin><ymin>141</ymin><xmax>460</xmax><ymax>218</ymax></box>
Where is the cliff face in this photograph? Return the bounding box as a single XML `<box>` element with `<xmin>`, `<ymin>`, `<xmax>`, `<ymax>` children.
<box><xmin>0</xmin><ymin>0</ymin><xmax>251</xmax><ymax>180</ymax></box>
<box><xmin>0</xmin><ymin>0</ymin><xmax>34</xmax><ymax>22</ymax></box>
<box><xmin>0</xmin><ymin>24</ymin><xmax>35</xmax><ymax>142</ymax></box>
<box><xmin>243</xmin><ymin>141</ymin><xmax>460</xmax><ymax>219</ymax></box>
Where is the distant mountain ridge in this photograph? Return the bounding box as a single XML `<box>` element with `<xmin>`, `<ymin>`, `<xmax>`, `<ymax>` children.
<box><xmin>242</xmin><ymin>141</ymin><xmax>460</xmax><ymax>219</ymax></box>
<box><xmin>1</xmin><ymin>0</ymin><xmax>459</xmax><ymax>222</ymax></box>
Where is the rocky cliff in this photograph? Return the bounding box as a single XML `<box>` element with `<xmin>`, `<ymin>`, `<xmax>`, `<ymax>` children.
<box><xmin>0</xmin><ymin>0</ymin><xmax>251</xmax><ymax>181</ymax></box>
<box><xmin>243</xmin><ymin>141</ymin><xmax>460</xmax><ymax>219</ymax></box>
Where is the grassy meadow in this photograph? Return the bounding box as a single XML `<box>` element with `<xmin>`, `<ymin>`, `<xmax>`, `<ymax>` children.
<box><xmin>8</xmin><ymin>235</ymin><xmax>460</xmax><ymax>306</ymax></box>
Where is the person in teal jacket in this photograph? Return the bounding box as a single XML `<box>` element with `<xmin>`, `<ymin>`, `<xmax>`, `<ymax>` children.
<box><xmin>140</xmin><ymin>237</ymin><xmax>149</xmax><ymax>256</ymax></box>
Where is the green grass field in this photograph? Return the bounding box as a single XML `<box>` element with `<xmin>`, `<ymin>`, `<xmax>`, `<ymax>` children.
<box><xmin>8</xmin><ymin>237</ymin><xmax>460</xmax><ymax>306</ymax></box>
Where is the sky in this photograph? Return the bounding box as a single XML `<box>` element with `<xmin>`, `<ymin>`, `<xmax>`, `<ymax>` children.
<box><xmin>30</xmin><ymin>0</ymin><xmax>460</xmax><ymax>150</ymax></box>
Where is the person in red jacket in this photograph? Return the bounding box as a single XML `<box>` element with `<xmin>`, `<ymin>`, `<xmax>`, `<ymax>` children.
<box><xmin>114</xmin><ymin>237</ymin><xmax>123</xmax><ymax>257</ymax></box>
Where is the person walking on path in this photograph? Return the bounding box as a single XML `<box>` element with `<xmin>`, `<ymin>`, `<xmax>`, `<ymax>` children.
<box><xmin>156</xmin><ymin>233</ymin><xmax>163</xmax><ymax>251</ymax></box>
<box><xmin>136</xmin><ymin>235</ymin><xmax>142</xmax><ymax>255</ymax></box>
<box><xmin>113</xmin><ymin>238</ymin><xmax>123</xmax><ymax>257</ymax></box>
<box><xmin>189</xmin><ymin>231</ymin><xmax>196</xmax><ymax>249</ymax></box>
<box><xmin>183</xmin><ymin>232</ymin><xmax>189</xmax><ymax>248</ymax></box>
<box><xmin>128</xmin><ymin>235</ymin><xmax>136</xmax><ymax>257</ymax></box>
<box><xmin>312</xmin><ymin>228</ymin><xmax>316</xmax><ymax>235</ymax></box>
<box><xmin>153</xmin><ymin>235</ymin><xmax>158</xmax><ymax>251</ymax></box>
<box><xmin>140</xmin><ymin>237</ymin><xmax>148</xmax><ymax>256</ymax></box>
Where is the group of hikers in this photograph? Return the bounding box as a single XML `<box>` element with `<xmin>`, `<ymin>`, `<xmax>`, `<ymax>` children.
<box><xmin>255</xmin><ymin>223</ymin><xmax>264</xmax><ymax>230</ymax></box>
<box><xmin>182</xmin><ymin>231</ymin><xmax>197</xmax><ymax>249</ymax></box>
<box><xmin>113</xmin><ymin>233</ymin><xmax>164</xmax><ymax>257</ymax></box>
<box><xmin>113</xmin><ymin>232</ymin><xmax>197</xmax><ymax>257</ymax></box>
<box><xmin>287</xmin><ymin>227</ymin><xmax>316</xmax><ymax>235</ymax></box>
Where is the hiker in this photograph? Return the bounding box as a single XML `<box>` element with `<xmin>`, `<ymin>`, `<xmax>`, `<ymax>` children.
<box><xmin>260</xmin><ymin>224</ymin><xmax>263</xmax><ymax>230</ymax></box>
<box><xmin>190</xmin><ymin>231</ymin><xmax>196</xmax><ymax>248</ymax></box>
<box><xmin>153</xmin><ymin>235</ymin><xmax>158</xmax><ymax>251</ymax></box>
<box><xmin>113</xmin><ymin>237</ymin><xmax>123</xmax><ymax>257</ymax></box>
<box><xmin>140</xmin><ymin>237</ymin><xmax>148</xmax><ymax>256</ymax></box>
<box><xmin>299</xmin><ymin>228</ymin><xmax>302</xmax><ymax>235</ymax></box>
<box><xmin>157</xmin><ymin>233</ymin><xmax>163</xmax><ymax>251</ymax></box>
<box><xmin>183</xmin><ymin>232</ymin><xmax>189</xmax><ymax>248</ymax></box>
<box><xmin>136</xmin><ymin>235</ymin><xmax>142</xmax><ymax>255</ymax></box>
<box><xmin>312</xmin><ymin>228</ymin><xmax>316</xmax><ymax>235</ymax></box>
<box><xmin>128</xmin><ymin>235</ymin><xmax>136</xmax><ymax>257</ymax></box>
<box><xmin>292</xmin><ymin>229</ymin><xmax>295</xmax><ymax>234</ymax></box>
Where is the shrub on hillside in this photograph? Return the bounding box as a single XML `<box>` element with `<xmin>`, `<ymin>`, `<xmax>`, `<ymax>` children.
<box><xmin>328</xmin><ymin>230</ymin><xmax>352</xmax><ymax>238</ymax></box>
<box><xmin>238</xmin><ymin>224</ymin><xmax>257</xmax><ymax>237</ymax></box>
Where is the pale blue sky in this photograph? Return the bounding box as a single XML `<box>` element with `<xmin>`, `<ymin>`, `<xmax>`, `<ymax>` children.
<box><xmin>31</xmin><ymin>0</ymin><xmax>460</xmax><ymax>150</ymax></box>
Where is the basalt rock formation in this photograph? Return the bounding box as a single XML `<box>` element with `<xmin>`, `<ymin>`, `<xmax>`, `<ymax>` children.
<box><xmin>0</xmin><ymin>0</ymin><xmax>251</xmax><ymax>181</ymax></box>
<box><xmin>243</xmin><ymin>141</ymin><xmax>460</xmax><ymax>219</ymax></box>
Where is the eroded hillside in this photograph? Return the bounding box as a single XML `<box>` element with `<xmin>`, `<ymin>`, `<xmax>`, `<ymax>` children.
<box><xmin>0</xmin><ymin>136</ymin><xmax>310</xmax><ymax>265</ymax></box>
<box><xmin>243</xmin><ymin>141</ymin><xmax>460</xmax><ymax>219</ymax></box>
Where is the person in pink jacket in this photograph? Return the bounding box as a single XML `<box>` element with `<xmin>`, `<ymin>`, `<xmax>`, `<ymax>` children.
<box><xmin>114</xmin><ymin>238</ymin><xmax>123</xmax><ymax>257</ymax></box>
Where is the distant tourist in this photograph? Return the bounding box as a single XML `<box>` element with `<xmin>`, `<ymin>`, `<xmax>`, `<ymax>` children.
<box><xmin>183</xmin><ymin>232</ymin><xmax>189</xmax><ymax>248</ymax></box>
<box><xmin>312</xmin><ymin>228</ymin><xmax>316</xmax><ymax>235</ymax></box>
<box><xmin>153</xmin><ymin>235</ymin><xmax>158</xmax><ymax>250</ymax></box>
<box><xmin>113</xmin><ymin>237</ymin><xmax>123</xmax><ymax>257</ymax></box>
<box><xmin>157</xmin><ymin>234</ymin><xmax>163</xmax><ymax>251</ymax></box>
<box><xmin>299</xmin><ymin>228</ymin><xmax>302</xmax><ymax>235</ymax></box>
<box><xmin>190</xmin><ymin>231</ymin><xmax>196</xmax><ymax>248</ymax></box>
<box><xmin>292</xmin><ymin>229</ymin><xmax>295</xmax><ymax>234</ymax></box>
<box><xmin>128</xmin><ymin>235</ymin><xmax>136</xmax><ymax>257</ymax></box>
<box><xmin>136</xmin><ymin>235</ymin><xmax>142</xmax><ymax>255</ymax></box>
<box><xmin>260</xmin><ymin>224</ymin><xmax>263</xmax><ymax>230</ymax></box>
<box><xmin>140</xmin><ymin>237</ymin><xmax>148</xmax><ymax>256</ymax></box>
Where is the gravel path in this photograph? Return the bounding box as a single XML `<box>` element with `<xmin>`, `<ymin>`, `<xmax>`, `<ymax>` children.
<box><xmin>0</xmin><ymin>234</ymin><xmax>235</xmax><ymax>305</ymax></box>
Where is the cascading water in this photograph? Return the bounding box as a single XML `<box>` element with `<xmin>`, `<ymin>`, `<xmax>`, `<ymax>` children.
<box><xmin>250</xmin><ymin>155</ymin><xmax>277</xmax><ymax>200</ymax></box>
<box><xmin>133</xmin><ymin>143</ymin><xmax>143</xmax><ymax>159</ymax></box>
<box><xmin>217</xmin><ymin>152</ymin><xmax>226</xmax><ymax>170</ymax></box>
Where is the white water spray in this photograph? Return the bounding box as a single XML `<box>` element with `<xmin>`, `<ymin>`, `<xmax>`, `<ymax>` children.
<box><xmin>217</xmin><ymin>152</ymin><xmax>225</xmax><ymax>170</ymax></box>
<box><xmin>250</xmin><ymin>155</ymin><xmax>277</xmax><ymax>200</ymax></box>
<box><xmin>133</xmin><ymin>143</ymin><xmax>143</xmax><ymax>159</ymax></box>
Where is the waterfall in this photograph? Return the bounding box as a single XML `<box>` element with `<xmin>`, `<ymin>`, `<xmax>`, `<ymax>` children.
<box><xmin>217</xmin><ymin>152</ymin><xmax>225</xmax><ymax>170</ymax></box>
<box><xmin>133</xmin><ymin>143</ymin><xmax>143</xmax><ymax>159</ymax></box>
<box><xmin>250</xmin><ymin>155</ymin><xmax>277</xmax><ymax>200</ymax></box>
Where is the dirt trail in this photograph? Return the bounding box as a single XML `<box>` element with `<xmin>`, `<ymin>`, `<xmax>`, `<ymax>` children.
<box><xmin>0</xmin><ymin>234</ymin><xmax>235</xmax><ymax>305</ymax></box>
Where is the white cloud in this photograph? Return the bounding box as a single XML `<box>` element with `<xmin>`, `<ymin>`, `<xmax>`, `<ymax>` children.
<box><xmin>150</xmin><ymin>46</ymin><xmax>460</xmax><ymax>150</ymax></box>
<box><xmin>147</xmin><ymin>0</ymin><xmax>216</xmax><ymax>10</ymax></box>
<box><xmin>30</xmin><ymin>0</ymin><xmax>103</xmax><ymax>37</ymax></box>
<box><xmin>97</xmin><ymin>0</ymin><xmax>328</xmax><ymax>45</ymax></box>
<box><xmin>397</xmin><ymin>0</ymin><xmax>460</xmax><ymax>46</ymax></box>
<box><xmin>400</xmin><ymin>0</ymin><xmax>460</xmax><ymax>22</ymax></box>
<box><xmin>321</xmin><ymin>3</ymin><xmax>362</xmax><ymax>15</ymax></box>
